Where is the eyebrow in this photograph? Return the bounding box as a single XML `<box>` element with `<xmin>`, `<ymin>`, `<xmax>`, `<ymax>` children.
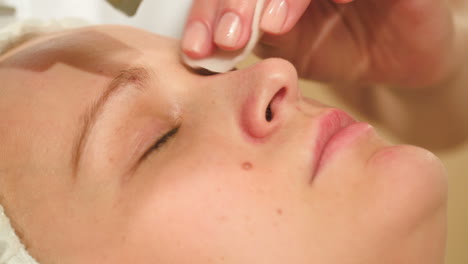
<box><xmin>71</xmin><ymin>66</ymin><xmax>154</xmax><ymax>177</ymax></box>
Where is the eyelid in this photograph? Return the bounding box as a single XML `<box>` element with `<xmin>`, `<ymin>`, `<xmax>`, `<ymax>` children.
<box><xmin>139</xmin><ymin>126</ymin><xmax>180</xmax><ymax>162</ymax></box>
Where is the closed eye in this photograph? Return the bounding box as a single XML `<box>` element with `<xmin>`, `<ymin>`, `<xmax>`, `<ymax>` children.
<box><xmin>140</xmin><ymin>126</ymin><xmax>180</xmax><ymax>161</ymax></box>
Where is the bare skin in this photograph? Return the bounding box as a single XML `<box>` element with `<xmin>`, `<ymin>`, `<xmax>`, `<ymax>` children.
<box><xmin>0</xmin><ymin>25</ymin><xmax>447</xmax><ymax>264</ymax></box>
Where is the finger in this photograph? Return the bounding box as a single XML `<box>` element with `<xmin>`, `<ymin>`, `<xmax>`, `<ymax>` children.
<box><xmin>260</xmin><ymin>0</ymin><xmax>311</xmax><ymax>34</ymax></box>
<box><xmin>213</xmin><ymin>0</ymin><xmax>258</xmax><ymax>51</ymax></box>
<box><xmin>182</xmin><ymin>0</ymin><xmax>218</xmax><ymax>59</ymax></box>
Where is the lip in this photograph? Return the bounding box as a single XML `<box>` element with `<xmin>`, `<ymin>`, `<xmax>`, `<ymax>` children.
<box><xmin>311</xmin><ymin>109</ymin><xmax>361</xmax><ymax>179</ymax></box>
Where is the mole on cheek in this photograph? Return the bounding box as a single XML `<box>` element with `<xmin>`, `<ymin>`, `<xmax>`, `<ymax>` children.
<box><xmin>242</xmin><ymin>161</ymin><xmax>253</xmax><ymax>171</ymax></box>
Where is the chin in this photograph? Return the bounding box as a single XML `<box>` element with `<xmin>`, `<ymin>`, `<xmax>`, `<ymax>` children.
<box><xmin>368</xmin><ymin>144</ymin><xmax>447</xmax><ymax>211</ymax></box>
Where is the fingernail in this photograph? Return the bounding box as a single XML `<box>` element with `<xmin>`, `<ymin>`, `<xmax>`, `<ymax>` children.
<box><xmin>215</xmin><ymin>11</ymin><xmax>242</xmax><ymax>48</ymax></box>
<box><xmin>261</xmin><ymin>0</ymin><xmax>288</xmax><ymax>34</ymax></box>
<box><xmin>182</xmin><ymin>21</ymin><xmax>209</xmax><ymax>56</ymax></box>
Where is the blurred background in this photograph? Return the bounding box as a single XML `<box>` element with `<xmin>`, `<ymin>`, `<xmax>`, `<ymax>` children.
<box><xmin>1</xmin><ymin>0</ymin><xmax>466</xmax><ymax>262</ymax></box>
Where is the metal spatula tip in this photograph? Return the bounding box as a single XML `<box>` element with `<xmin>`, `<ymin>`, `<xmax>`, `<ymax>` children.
<box><xmin>106</xmin><ymin>0</ymin><xmax>143</xmax><ymax>16</ymax></box>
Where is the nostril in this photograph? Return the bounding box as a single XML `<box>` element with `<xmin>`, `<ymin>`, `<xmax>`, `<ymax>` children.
<box><xmin>265</xmin><ymin>87</ymin><xmax>287</xmax><ymax>122</ymax></box>
<box><xmin>266</xmin><ymin>104</ymin><xmax>273</xmax><ymax>122</ymax></box>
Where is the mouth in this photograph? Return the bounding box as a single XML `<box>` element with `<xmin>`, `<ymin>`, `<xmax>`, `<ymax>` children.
<box><xmin>310</xmin><ymin>109</ymin><xmax>357</xmax><ymax>180</ymax></box>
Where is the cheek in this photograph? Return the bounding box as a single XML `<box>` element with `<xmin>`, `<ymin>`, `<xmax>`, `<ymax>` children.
<box><xmin>124</xmin><ymin>161</ymin><xmax>308</xmax><ymax>263</ymax></box>
<box><xmin>124</xmin><ymin>173</ymin><xmax>257</xmax><ymax>263</ymax></box>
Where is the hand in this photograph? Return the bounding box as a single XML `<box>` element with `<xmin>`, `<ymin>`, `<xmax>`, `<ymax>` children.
<box><xmin>182</xmin><ymin>0</ymin><xmax>458</xmax><ymax>88</ymax></box>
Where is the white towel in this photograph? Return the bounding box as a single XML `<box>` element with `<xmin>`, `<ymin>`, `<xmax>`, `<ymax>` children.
<box><xmin>0</xmin><ymin>204</ymin><xmax>39</xmax><ymax>264</ymax></box>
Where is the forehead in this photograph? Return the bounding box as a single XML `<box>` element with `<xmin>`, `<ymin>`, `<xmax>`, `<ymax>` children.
<box><xmin>0</xmin><ymin>25</ymin><xmax>183</xmax><ymax>104</ymax></box>
<box><xmin>0</xmin><ymin>25</ymin><xmax>180</xmax><ymax>77</ymax></box>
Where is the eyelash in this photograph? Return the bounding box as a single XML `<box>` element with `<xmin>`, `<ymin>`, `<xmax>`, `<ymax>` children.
<box><xmin>141</xmin><ymin>126</ymin><xmax>180</xmax><ymax>161</ymax></box>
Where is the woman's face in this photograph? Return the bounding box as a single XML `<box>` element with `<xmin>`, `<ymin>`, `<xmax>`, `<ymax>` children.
<box><xmin>0</xmin><ymin>25</ymin><xmax>447</xmax><ymax>264</ymax></box>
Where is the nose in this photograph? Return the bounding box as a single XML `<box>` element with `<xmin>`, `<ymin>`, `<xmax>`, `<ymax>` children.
<box><xmin>233</xmin><ymin>58</ymin><xmax>300</xmax><ymax>139</ymax></box>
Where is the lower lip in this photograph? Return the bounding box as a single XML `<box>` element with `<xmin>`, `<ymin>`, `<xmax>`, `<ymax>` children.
<box><xmin>313</xmin><ymin>122</ymin><xmax>373</xmax><ymax>177</ymax></box>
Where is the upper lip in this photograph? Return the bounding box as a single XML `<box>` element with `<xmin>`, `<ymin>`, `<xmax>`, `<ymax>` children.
<box><xmin>311</xmin><ymin>109</ymin><xmax>356</xmax><ymax>178</ymax></box>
